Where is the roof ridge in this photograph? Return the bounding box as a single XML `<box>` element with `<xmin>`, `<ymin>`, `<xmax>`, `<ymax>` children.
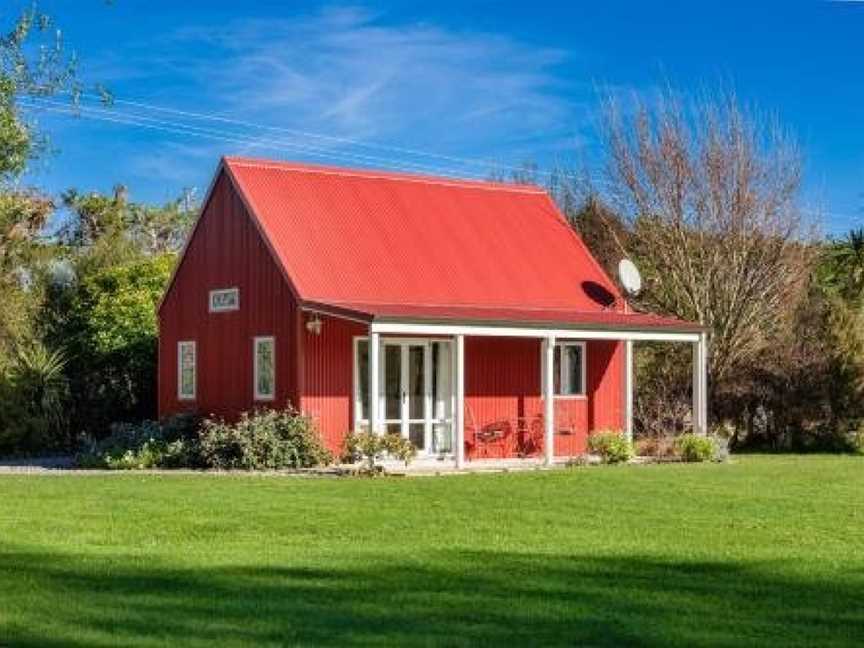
<box><xmin>223</xmin><ymin>156</ymin><xmax>546</xmax><ymax>194</ymax></box>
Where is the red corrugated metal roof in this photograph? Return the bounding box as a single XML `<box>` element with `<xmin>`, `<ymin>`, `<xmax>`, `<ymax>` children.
<box><xmin>221</xmin><ymin>157</ymin><xmax>700</xmax><ymax>331</ymax></box>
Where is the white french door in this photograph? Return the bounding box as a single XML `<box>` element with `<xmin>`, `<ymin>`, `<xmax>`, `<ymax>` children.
<box><xmin>382</xmin><ymin>342</ymin><xmax>428</xmax><ymax>449</ymax></box>
<box><xmin>355</xmin><ymin>338</ymin><xmax>453</xmax><ymax>455</ymax></box>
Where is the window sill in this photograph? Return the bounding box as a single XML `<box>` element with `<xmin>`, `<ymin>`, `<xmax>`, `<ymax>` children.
<box><xmin>541</xmin><ymin>394</ymin><xmax>587</xmax><ymax>401</ymax></box>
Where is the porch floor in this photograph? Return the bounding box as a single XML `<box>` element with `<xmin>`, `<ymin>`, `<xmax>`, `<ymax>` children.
<box><xmin>380</xmin><ymin>455</ymin><xmax>598</xmax><ymax>476</ymax></box>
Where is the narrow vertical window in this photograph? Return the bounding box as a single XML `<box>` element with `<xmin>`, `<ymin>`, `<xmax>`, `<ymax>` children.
<box><xmin>355</xmin><ymin>338</ymin><xmax>369</xmax><ymax>427</ymax></box>
<box><xmin>563</xmin><ymin>343</ymin><xmax>585</xmax><ymax>395</ymax></box>
<box><xmin>178</xmin><ymin>341</ymin><xmax>196</xmax><ymax>400</ymax></box>
<box><xmin>254</xmin><ymin>336</ymin><xmax>275</xmax><ymax>400</ymax></box>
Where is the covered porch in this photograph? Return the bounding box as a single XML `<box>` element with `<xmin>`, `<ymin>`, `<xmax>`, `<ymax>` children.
<box><xmin>359</xmin><ymin>317</ymin><xmax>708</xmax><ymax>469</ymax></box>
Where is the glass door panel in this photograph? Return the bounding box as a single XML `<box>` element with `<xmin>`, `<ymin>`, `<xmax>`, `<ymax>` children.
<box><xmin>409</xmin><ymin>423</ymin><xmax>425</xmax><ymax>449</ymax></box>
<box><xmin>386</xmin><ymin>423</ymin><xmax>402</xmax><ymax>436</ymax></box>
<box><xmin>408</xmin><ymin>346</ymin><xmax>425</xmax><ymax>420</ymax></box>
<box><xmin>431</xmin><ymin>341</ymin><xmax>453</xmax><ymax>454</ymax></box>
<box><xmin>432</xmin><ymin>423</ymin><xmax>452</xmax><ymax>453</ymax></box>
<box><xmin>407</xmin><ymin>345</ymin><xmax>427</xmax><ymax>450</ymax></box>
<box><xmin>384</xmin><ymin>344</ymin><xmax>402</xmax><ymax>433</ymax></box>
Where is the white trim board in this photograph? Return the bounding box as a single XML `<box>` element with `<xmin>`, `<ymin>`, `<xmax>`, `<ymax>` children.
<box><xmin>369</xmin><ymin>322</ymin><xmax>700</xmax><ymax>343</ymax></box>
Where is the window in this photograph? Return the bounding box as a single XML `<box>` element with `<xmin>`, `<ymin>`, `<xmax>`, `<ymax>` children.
<box><xmin>178</xmin><ymin>341</ymin><xmax>196</xmax><ymax>400</ymax></box>
<box><xmin>254</xmin><ymin>336</ymin><xmax>275</xmax><ymax>400</ymax></box>
<box><xmin>209</xmin><ymin>288</ymin><xmax>239</xmax><ymax>312</ymax></box>
<box><xmin>355</xmin><ymin>338</ymin><xmax>369</xmax><ymax>426</ymax></box>
<box><xmin>542</xmin><ymin>341</ymin><xmax>586</xmax><ymax>397</ymax></box>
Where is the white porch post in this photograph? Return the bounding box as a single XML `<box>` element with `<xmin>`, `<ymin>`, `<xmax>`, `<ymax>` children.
<box><xmin>699</xmin><ymin>332</ymin><xmax>709</xmax><ymax>434</ymax></box>
<box><xmin>624</xmin><ymin>339</ymin><xmax>634</xmax><ymax>443</ymax></box>
<box><xmin>692</xmin><ymin>332</ymin><xmax>708</xmax><ymax>435</ymax></box>
<box><xmin>369</xmin><ymin>332</ymin><xmax>380</xmax><ymax>435</ymax></box>
<box><xmin>454</xmin><ymin>334</ymin><xmax>465</xmax><ymax>469</ymax></box>
<box><xmin>544</xmin><ymin>335</ymin><xmax>555</xmax><ymax>466</ymax></box>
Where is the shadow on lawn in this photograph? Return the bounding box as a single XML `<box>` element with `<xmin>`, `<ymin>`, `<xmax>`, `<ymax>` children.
<box><xmin>0</xmin><ymin>546</ymin><xmax>862</xmax><ymax>647</ymax></box>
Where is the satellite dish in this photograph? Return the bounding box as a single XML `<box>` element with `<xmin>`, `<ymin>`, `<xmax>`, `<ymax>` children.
<box><xmin>618</xmin><ymin>258</ymin><xmax>642</xmax><ymax>296</ymax></box>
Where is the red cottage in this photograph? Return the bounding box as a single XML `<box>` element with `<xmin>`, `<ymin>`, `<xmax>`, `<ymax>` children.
<box><xmin>159</xmin><ymin>157</ymin><xmax>707</xmax><ymax>467</ymax></box>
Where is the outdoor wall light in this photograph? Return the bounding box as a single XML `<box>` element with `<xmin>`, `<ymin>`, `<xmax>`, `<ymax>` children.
<box><xmin>306</xmin><ymin>315</ymin><xmax>323</xmax><ymax>335</ymax></box>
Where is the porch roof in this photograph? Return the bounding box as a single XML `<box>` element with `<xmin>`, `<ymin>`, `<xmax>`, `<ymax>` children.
<box><xmin>304</xmin><ymin>300</ymin><xmax>705</xmax><ymax>335</ymax></box>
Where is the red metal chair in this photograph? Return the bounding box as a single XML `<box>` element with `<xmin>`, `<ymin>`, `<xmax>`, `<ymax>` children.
<box><xmin>464</xmin><ymin>405</ymin><xmax>512</xmax><ymax>459</ymax></box>
<box><xmin>513</xmin><ymin>414</ymin><xmax>544</xmax><ymax>457</ymax></box>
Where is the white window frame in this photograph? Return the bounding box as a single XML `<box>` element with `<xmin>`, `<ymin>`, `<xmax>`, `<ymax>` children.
<box><xmin>541</xmin><ymin>340</ymin><xmax>587</xmax><ymax>399</ymax></box>
<box><xmin>177</xmin><ymin>340</ymin><xmax>196</xmax><ymax>401</ymax></box>
<box><xmin>253</xmin><ymin>336</ymin><xmax>276</xmax><ymax>401</ymax></box>
<box><xmin>353</xmin><ymin>336</ymin><xmax>369</xmax><ymax>431</ymax></box>
<box><xmin>209</xmin><ymin>287</ymin><xmax>239</xmax><ymax>313</ymax></box>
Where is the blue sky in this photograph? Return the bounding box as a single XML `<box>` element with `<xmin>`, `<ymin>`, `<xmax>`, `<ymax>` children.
<box><xmin>14</xmin><ymin>0</ymin><xmax>864</xmax><ymax>234</ymax></box>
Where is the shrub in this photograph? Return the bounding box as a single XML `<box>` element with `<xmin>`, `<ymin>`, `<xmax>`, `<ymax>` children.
<box><xmin>343</xmin><ymin>431</ymin><xmax>418</xmax><ymax>473</ymax></box>
<box><xmin>343</xmin><ymin>431</ymin><xmax>383</xmax><ymax>472</ymax></box>
<box><xmin>103</xmin><ymin>439</ymin><xmax>169</xmax><ymax>470</ymax></box>
<box><xmin>382</xmin><ymin>433</ymin><xmax>417</xmax><ymax>466</ymax></box>
<box><xmin>0</xmin><ymin>345</ymin><xmax>71</xmax><ymax>455</ymax></box>
<box><xmin>160</xmin><ymin>412</ymin><xmax>202</xmax><ymax>443</ymax></box>
<box><xmin>77</xmin><ymin>409</ymin><xmax>330</xmax><ymax>471</ymax></box>
<box><xmin>58</xmin><ymin>254</ymin><xmax>175</xmax><ymax>438</ymax></box>
<box><xmin>847</xmin><ymin>423</ymin><xmax>864</xmax><ymax>456</ymax></box>
<box><xmin>197</xmin><ymin>408</ymin><xmax>331</xmax><ymax>470</ymax></box>
<box><xmin>634</xmin><ymin>434</ymin><xmax>677</xmax><ymax>458</ymax></box>
<box><xmin>75</xmin><ymin>414</ymin><xmax>199</xmax><ymax>469</ymax></box>
<box><xmin>587</xmin><ymin>430</ymin><xmax>633</xmax><ymax>464</ymax></box>
<box><xmin>853</xmin><ymin>431</ymin><xmax>864</xmax><ymax>456</ymax></box>
<box><xmin>674</xmin><ymin>433</ymin><xmax>717</xmax><ymax>462</ymax></box>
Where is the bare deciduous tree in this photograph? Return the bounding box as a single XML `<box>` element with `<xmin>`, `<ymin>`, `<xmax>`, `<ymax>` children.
<box><xmin>602</xmin><ymin>87</ymin><xmax>814</xmax><ymax>382</ymax></box>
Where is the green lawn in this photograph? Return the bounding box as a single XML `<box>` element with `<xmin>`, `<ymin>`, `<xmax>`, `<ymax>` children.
<box><xmin>0</xmin><ymin>456</ymin><xmax>862</xmax><ymax>647</ymax></box>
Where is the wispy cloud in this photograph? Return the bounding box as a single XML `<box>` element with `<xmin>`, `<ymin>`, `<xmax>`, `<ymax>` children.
<box><xmin>105</xmin><ymin>5</ymin><xmax>587</xmax><ymax>181</ymax></box>
<box><xmin>180</xmin><ymin>7</ymin><xmax>576</xmax><ymax>140</ymax></box>
<box><xmin>129</xmin><ymin>141</ymin><xmax>222</xmax><ymax>189</ymax></box>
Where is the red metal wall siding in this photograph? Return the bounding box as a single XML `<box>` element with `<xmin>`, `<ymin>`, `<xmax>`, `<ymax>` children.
<box><xmin>301</xmin><ymin>314</ymin><xmax>366</xmax><ymax>455</ymax></box>
<box><xmin>464</xmin><ymin>336</ymin><xmax>543</xmax><ymax>436</ymax></box>
<box><xmin>158</xmin><ymin>171</ymin><xmax>299</xmax><ymax>420</ymax></box>
<box><xmin>586</xmin><ymin>340</ymin><xmax>625</xmax><ymax>432</ymax></box>
<box><xmin>464</xmin><ymin>338</ymin><xmax>624</xmax><ymax>459</ymax></box>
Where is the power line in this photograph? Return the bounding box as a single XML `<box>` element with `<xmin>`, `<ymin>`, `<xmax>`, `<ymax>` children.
<box><xmin>20</xmin><ymin>97</ymin><xmax>503</xmax><ymax>180</ymax></box>
<box><xmin>31</xmin><ymin>91</ymin><xmax>594</xmax><ymax>185</ymax></box>
<box><xmin>73</xmin><ymin>90</ymin><xmax>578</xmax><ymax>181</ymax></box>
<box><xmin>19</xmin><ymin>97</ymin><xmax>497</xmax><ymax>180</ymax></box>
